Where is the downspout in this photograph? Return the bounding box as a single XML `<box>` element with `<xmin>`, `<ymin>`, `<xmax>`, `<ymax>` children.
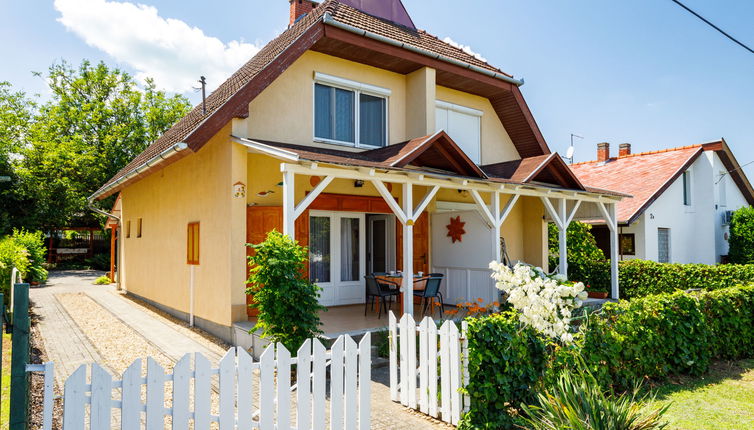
<box><xmin>87</xmin><ymin>142</ymin><xmax>190</xmax><ymax>291</ymax></box>
<box><xmin>322</xmin><ymin>13</ymin><xmax>525</xmax><ymax>87</ymax></box>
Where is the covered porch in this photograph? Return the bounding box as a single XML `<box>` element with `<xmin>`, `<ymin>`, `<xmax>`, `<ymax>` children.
<box><xmin>238</xmin><ymin>132</ymin><xmax>626</xmax><ymax>326</ymax></box>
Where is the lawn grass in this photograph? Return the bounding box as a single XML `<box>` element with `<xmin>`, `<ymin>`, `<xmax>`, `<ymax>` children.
<box><xmin>1</xmin><ymin>330</ymin><xmax>10</xmax><ymax>430</ymax></box>
<box><xmin>644</xmin><ymin>359</ymin><xmax>754</xmax><ymax>430</ymax></box>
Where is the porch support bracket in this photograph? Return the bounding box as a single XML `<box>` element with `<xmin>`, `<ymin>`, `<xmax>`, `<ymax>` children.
<box><xmin>293</xmin><ymin>175</ymin><xmax>335</xmax><ymax>219</ymax></box>
<box><xmin>370</xmin><ymin>180</ymin><xmax>407</xmax><ymax>225</ymax></box>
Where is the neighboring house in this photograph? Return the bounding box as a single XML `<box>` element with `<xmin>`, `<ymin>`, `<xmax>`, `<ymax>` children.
<box><xmin>92</xmin><ymin>0</ymin><xmax>626</xmax><ymax>343</ymax></box>
<box><xmin>570</xmin><ymin>141</ymin><xmax>754</xmax><ymax>264</ymax></box>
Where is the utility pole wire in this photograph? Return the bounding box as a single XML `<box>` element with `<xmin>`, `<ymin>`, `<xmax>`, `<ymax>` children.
<box><xmin>669</xmin><ymin>0</ymin><xmax>754</xmax><ymax>54</ymax></box>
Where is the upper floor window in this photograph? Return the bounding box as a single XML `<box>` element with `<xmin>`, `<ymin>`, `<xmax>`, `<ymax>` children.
<box><xmin>682</xmin><ymin>171</ymin><xmax>692</xmax><ymax>206</ymax></box>
<box><xmin>435</xmin><ymin>100</ymin><xmax>482</xmax><ymax>163</ymax></box>
<box><xmin>313</xmin><ymin>73</ymin><xmax>389</xmax><ymax>148</ymax></box>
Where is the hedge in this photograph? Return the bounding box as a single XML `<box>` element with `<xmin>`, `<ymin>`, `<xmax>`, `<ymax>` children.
<box><xmin>459</xmin><ymin>285</ymin><xmax>754</xmax><ymax>427</ymax></box>
<box><xmin>565</xmin><ymin>259</ymin><xmax>754</xmax><ymax>299</ymax></box>
<box><xmin>0</xmin><ymin>229</ymin><xmax>48</xmax><ymax>303</ymax></box>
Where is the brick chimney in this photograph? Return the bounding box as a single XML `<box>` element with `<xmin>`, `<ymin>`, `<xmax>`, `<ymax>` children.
<box><xmin>289</xmin><ymin>0</ymin><xmax>317</xmax><ymax>26</ymax></box>
<box><xmin>619</xmin><ymin>143</ymin><xmax>631</xmax><ymax>157</ymax></box>
<box><xmin>597</xmin><ymin>142</ymin><xmax>610</xmax><ymax>162</ymax></box>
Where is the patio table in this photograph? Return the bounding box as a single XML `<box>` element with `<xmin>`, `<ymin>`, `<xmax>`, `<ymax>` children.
<box><xmin>375</xmin><ymin>273</ymin><xmax>429</xmax><ymax>315</ymax></box>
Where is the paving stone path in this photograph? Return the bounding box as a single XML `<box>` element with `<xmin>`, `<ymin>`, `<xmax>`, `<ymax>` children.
<box><xmin>31</xmin><ymin>270</ymin><xmax>450</xmax><ymax>429</ymax></box>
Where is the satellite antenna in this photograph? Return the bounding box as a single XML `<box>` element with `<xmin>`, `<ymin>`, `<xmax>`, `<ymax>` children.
<box><xmin>566</xmin><ymin>133</ymin><xmax>583</xmax><ymax>164</ymax></box>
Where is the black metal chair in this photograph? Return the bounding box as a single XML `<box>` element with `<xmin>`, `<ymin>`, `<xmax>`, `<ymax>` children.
<box><xmin>365</xmin><ymin>275</ymin><xmax>400</xmax><ymax>318</ymax></box>
<box><xmin>413</xmin><ymin>275</ymin><xmax>444</xmax><ymax>318</ymax></box>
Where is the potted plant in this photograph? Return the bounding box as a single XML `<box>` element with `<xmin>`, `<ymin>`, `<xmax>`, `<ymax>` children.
<box><xmin>586</xmin><ymin>285</ymin><xmax>608</xmax><ymax>299</ymax></box>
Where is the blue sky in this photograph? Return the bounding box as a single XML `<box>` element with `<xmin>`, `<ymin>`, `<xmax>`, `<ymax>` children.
<box><xmin>2</xmin><ymin>0</ymin><xmax>753</xmax><ymax>164</ymax></box>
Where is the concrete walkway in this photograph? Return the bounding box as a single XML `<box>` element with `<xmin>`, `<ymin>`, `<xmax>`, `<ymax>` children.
<box><xmin>31</xmin><ymin>270</ymin><xmax>450</xmax><ymax>429</ymax></box>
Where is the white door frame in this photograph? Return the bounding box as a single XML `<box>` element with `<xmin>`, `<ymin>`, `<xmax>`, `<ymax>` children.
<box><xmin>367</xmin><ymin>214</ymin><xmax>396</xmax><ymax>274</ymax></box>
<box><xmin>310</xmin><ymin>210</ymin><xmax>367</xmax><ymax>306</ymax></box>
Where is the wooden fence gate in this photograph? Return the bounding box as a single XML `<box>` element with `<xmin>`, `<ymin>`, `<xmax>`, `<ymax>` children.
<box><xmin>388</xmin><ymin>312</ymin><xmax>468</xmax><ymax>426</ymax></box>
<box><xmin>37</xmin><ymin>333</ymin><xmax>370</xmax><ymax>429</ymax></box>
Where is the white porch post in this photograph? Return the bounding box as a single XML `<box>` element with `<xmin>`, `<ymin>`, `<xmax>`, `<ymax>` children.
<box><xmin>557</xmin><ymin>198</ymin><xmax>568</xmax><ymax>276</ymax></box>
<box><xmin>608</xmin><ymin>203</ymin><xmax>619</xmax><ymax>299</ymax></box>
<box><xmin>597</xmin><ymin>201</ymin><xmax>620</xmax><ymax>299</ymax></box>
<box><xmin>492</xmin><ymin>192</ymin><xmax>501</xmax><ymax>263</ymax></box>
<box><xmin>402</xmin><ymin>182</ymin><xmax>414</xmax><ymax>316</ymax></box>
<box><xmin>282</xmin><ymin>169</ymin><xmax>295</xmax><ymax>238</ymax></box>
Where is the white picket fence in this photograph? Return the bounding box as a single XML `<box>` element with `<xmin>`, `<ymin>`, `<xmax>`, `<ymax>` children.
<box><xmin>49</xmin><ymin>334</ymin><xmax>370</xmax><ymax>430</ymax></box>
<box><xmin>388</xmin><ymin>312</ymin><xmax>468</xmax><ymax>426</ymax></box>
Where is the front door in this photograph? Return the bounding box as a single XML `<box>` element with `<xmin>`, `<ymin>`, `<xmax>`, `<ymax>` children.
<box><xmin>367</xmin><ymin>214</ymin><xmax>396</xmax><ymax>274</ymax></box>
<box><xmin>309</xmin><ymin>211</ymin><xmax>366</xmax><ymax>306</ymax></box>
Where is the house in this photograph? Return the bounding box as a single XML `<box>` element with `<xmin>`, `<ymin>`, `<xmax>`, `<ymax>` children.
<box><xmin>91</xmin><ymin>0</ymin><xmax>626</xmax><ymax>343</ymax></box>
<box><xmin>570</xmin><ymin>141</ymin><xmax>754</xmax><ymax>264</ymax></box>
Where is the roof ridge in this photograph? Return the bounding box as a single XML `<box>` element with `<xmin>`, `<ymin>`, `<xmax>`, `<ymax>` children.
<box><xmin>571</xmin><ymin>144</ymin><xmax>702</xmax><ymax>165</ymax></box>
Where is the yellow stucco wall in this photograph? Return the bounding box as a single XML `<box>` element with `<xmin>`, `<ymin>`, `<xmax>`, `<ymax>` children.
<box><xmin>247</xmin><ymin>51</ymin><xmax>408</xmax><ymax>149</ymax></box>
<box><xmin>435</xmin><ymin>85</ymin><xmax>520</xmax><ymax>165</ymax></box>
<box><xmin>120</xmin><ymin>123</ymin><xmax>248</xmax><ymax>327</ymax></box>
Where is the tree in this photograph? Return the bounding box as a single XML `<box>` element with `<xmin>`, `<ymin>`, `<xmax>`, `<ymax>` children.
<box><xmin>728</xmin><ymin>206</ymin><xmax>754</xmax><ymax>264</ymax></box>
<box><xmin>12</xmin><ymin>60</ymin><xmax>191</xmax><ymax>230</ymax></box>
<box><xmin>0</xmin><ymin>82</ymin><xmax>36</xmax><ymax>235</ymax></box>
<box><xmin>548</xmin><ymin>221</ymin><xmax>610</xmax><ymax>291</ymax></box>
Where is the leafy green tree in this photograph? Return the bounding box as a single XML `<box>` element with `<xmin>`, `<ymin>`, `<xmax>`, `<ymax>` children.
<box><xmin>728</xmin><ymin>206</ymin><xmax>754</xmax><ymax>264</ymax></box>
<box><xmin>0</xmin><ymin>82</ymin><xmax>36</xmax><ymax>234</ymax></box>
<box><xmin>246</xmin><ymin>231</ymin><xmax>325</xmax><ymax>352</ymax></box>
<box><xmin>12</xmin><ymin>60</ymin><xmax>191</xmax><ymax>230</ymax></box>
<box><xmin>548</xmin><ymin>221</ymin><xmax>609</xmax><ymax>291</ymax></box>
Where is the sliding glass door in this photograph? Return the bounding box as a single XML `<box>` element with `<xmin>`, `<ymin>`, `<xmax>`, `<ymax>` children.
<box><xmin>309</xmin><ymin>211</ymin><xmax>366</xmax><ymax>306</ymax></box>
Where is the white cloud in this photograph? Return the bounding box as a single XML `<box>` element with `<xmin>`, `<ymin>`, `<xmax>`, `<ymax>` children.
<box><xmin>442</xmin><ymin>36</ymin><xmax>487</xmax><ymax>63</ymax></box>
<box><xmin>54</xmin><ymin>0</ymin><xmax>262</xmax><ymax>93</ymax></box>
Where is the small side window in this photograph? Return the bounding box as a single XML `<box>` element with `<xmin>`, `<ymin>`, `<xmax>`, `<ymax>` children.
<box><xmin>682</xmin><ymin>171</ymin><xmax>692</xmax><ymax>206</ymax></box>
<box><xmin>137</xmin><ymin>218</ymin><xmax>143</xmax><ymax>238</ymax></box>
<box><xmin>187</xmin><ymin>222</ymin><xmax>200</xmax><ymax>265</ymax></box>
<box><xmin>126</xmin><ymin>220</ymin><xmax>131</xmax><ymax>238</ymax></box>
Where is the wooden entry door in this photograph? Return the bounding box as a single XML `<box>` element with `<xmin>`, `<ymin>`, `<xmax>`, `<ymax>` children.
<box><xmin>396</xmin><ymin>212</ymin><xmax>430</xmax><ymax>275</ymax></box>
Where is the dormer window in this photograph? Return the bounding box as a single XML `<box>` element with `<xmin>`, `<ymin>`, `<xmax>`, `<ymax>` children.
<box><xmin>313</xmin><ymin>72</ymin><xmax>389</xmax><ymax>148</ymax></box>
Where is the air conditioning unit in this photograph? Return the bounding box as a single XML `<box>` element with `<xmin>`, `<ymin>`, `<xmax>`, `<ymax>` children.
<box><xmin>722</xmin><ymin>210</ymin><xmax>733</xmax><ymax>226</ymax></box>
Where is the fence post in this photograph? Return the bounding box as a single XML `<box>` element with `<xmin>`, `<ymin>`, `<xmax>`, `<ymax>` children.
<box><xmin>9</xmin><ymin>283</ymin><xmax>30</xmax><ymax>430</ymax></box>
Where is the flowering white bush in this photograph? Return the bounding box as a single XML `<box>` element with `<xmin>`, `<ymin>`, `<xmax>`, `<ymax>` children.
<box><xmin>489</xmin><ymin>261</ymin><xmax>588</xmax><ymax>343</ymax></box>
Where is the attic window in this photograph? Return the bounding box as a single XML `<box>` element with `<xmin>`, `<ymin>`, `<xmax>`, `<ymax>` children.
<box><xmin>682</xmin><ymin>171</ymin><xmax>692</xmax><ymax>206</ymax></box>
<box><xmin>313</xmin><ymin>73</ymin><xmax>390</xmax><ymax>148</ymax></box>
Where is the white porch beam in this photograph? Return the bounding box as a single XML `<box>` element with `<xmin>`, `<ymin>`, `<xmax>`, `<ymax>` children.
<box><xmin>293</xmin><ymin>175</ymin><xmax>334</xmax><ymax>219</ymax></box>
<box><xmin>596</xmin><ymin>201</ymin><xmax>616</xmax><ymax>229</ymax></box>
<box><xmin>498</xmin><ymin>194</ymin><xmax>520</xmax><ymax>228</ymax></box>
<box><xmin>402</xmin><ymin>182</ymin><xmax>415</xmax><ymax>316</ymax></box>
<box><xmin>470</xmin><ymin>189</ymin><xmax>495</xmax><ymax>227</ymax></box>
<box><xmin>281</xmin><ymin>162</ymin><xmax>622</xmax><ymax>205</ymax></box>
<box><xmin>565</xmin><ymin>200</ymin><xmax>583</xmax><ymax>226</ymax></box>
<box><xmin>540</xmin><ymin>196</ymin><xmax>564</xmax><ymax>229</ymax></box>
<box><xmin>413</xmin><ymin>185</ymin><xmax>440</xmax><ymax>221</ymax></box>
<box><xmin>370</xmin><ymin>180</ymin><xmax>407</xmax><ymax>224</ymax></box>
<box><xmin>492</xmin><ymin>192</ymin><xmax>502</xmax><ymax>263</ymax></box>
<box><xmin>282</xmin><ymin>170</ymin><xmax>295</xmax><ymax>238</ymax></box>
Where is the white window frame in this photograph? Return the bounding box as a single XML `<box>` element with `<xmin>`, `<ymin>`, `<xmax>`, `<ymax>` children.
<box><xmin>312</xmin><ymin>72</ymin><xmax>390</xmax><ymax>149</ymax></box>
<box><xmin>435</xmin><ymin>100</ymin><xmax>483</xmax><ymax>163</ymax></box>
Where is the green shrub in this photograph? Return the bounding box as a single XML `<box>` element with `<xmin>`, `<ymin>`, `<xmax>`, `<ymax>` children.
<box><xmin>521</xmin><ymin>366</ymin><xmax>669</xmax><ymax>430</ymax></box>
<box><xmin>728</xmin><ymin>206</ymin><xmax>754</xmax><ymax>264</ymax></box>
<box><xmin>93</xmin><ymin>275</ymin><xmax>111</xmax><ymax>285</ymax></box>
<box><xmin>0</xmin><ymin>236</ymin><xmax>30</xmax><ymax>302</ymax></box>
<box><xmin>700</xmin><ymin>285</ymin><xmax>754</xmax><ymax>359</ymax></box>
<box><xmin>11</xmin><ymin>229</ymin><xmax>48</xmax><ymax>283</ymax></box>
<box><xmin>619</xmin><ymin>259</ymin><xmax>754</xmax><ymax>299</ymax></box>
<box><xmin>246</xmin><ymin>230</ymin><xmax>325</xmax><ymax>353</ymax></box>
<box><xmin>459</xmin><ymin>312</ymin><xmax>549</xmax><ymax>429</ymax></box>
<box><xmin>581</xmin><ymin>291</ymin><xmax>710</xmax><ymax>390</ymax></box>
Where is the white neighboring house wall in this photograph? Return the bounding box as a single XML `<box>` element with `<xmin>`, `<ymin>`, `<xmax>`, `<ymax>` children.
<box><xmin>636</xmin><ymin>152</ymin><xmax>747</xmax><ymax>264</ymax></box>
<box><xmin>615</xmin><ymin>221</ymin><xmax>646</xmax><ymax>261</ymax></box>
<box><xmin>708</xmin><ymin>151</ymin><xmax>748</xmax><ymax>259</ymax></box>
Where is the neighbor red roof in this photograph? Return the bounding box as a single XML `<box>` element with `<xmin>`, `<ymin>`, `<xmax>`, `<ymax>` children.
<box><xmin>570</xmin><ymin>146</ymin><xmax>704</xmax><ymax>224</ymax></box>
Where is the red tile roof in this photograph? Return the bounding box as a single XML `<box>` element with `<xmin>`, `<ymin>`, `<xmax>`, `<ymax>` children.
<box><xmin>570</xmin><ymin>146</ymin><xmax>704</xmax><ymax>223</ymax></box>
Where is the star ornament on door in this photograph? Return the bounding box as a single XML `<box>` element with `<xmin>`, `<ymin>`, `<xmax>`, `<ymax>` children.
<box><xmin>446</xmin><ymin>216</ymin><xmax>466</xmax><ymax>243</ymax></box>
